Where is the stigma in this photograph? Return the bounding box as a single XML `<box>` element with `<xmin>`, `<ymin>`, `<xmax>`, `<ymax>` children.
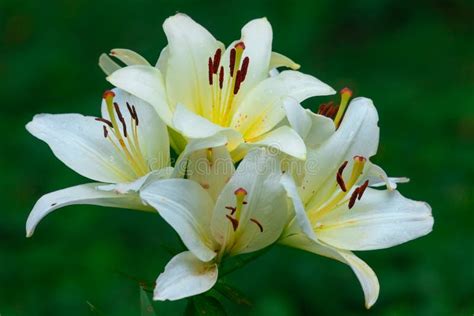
<box><xmin>224</xmin><ymin>187</ymin><xmax>264</xmax><ymax>233</ymax></box>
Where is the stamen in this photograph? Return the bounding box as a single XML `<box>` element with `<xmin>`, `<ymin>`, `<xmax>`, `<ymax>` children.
<box><xmin>95</xmin><ymin>117</ymin><xmax>113</xmax><ymax>128</ymax></box>
<box><xmin>348</xmin><ymin>188</ymin><xmax>360</xmax><ymax>209</ymax></box>
<box><xmin>225</xmin><ymin>206</ymin><xmax>237</xmax><ymax>215</ymax></box>
<box><xmin>229</xmin><ymin>48</ymin><xmax>236</xmax><ymax>76</ymax></box>
<box><xmin>226</xmin><ymin>215</ymin><xmax>239</xmax><ymax>231</ymax></box>
<box><xmin>212</xmin><ymin>48</ymin><xmax>222</xmax><ymax>74</ymax></box>
<box><xmin>102</xmin><ymin>125</ymin><xmax>108</xmax><ymax>138</ymax></box>
<box><xmin>219</xmin><ymin>66</ymin><xmax>224</xmax><ymax>89</ymax></box>
<box><xmin>208</xmin><ymin>57</ymin><xmax>214</xmax><ymax>85</ymax></box>
<box><xmin>114</xmin><ymin>102</ymin><xmax>127</xmax><ymax>138</ymax></box>
<box><xmin>336</xmin><ymin>173</ymin><xmax>347</xmax><ymax>192</ymax></box>
<box><xmin>240</xmin><ymin>56</ymin><xmax>249</xmax><ymax>81</ymax></box>
<box><xmin>233</xmin><ymin>70</ymin><xmax>243</xmax><ymax>94</ymax></box>
<box><xmin>250</xmin><ymin>218</ymin><xmax>264</xmax><ymax>232</ymax></box>
<box><xmin>357</xmin><ymin>180</ymin><xmax>369</xmax><ymax>200</ymax></box>
<box><xmin>334</xmin><ymin>87</ymin><xmax>353</xmax><ymax>128</ymax></box>
<box><xmin>132</xmin><ymin>105</ymin><xmax>139</xmax><ymax>126</ymax></box>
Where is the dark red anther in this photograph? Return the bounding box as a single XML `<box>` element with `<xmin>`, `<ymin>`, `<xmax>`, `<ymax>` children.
<box><xmin>250</xmin><ymin>218</ymin><xmax>264</xmax><ymax>232</ymax></box>
<box><xmin>212</xmin><ymin>48</ymin><xmax>222</xmax><ymax>74</ymax></box>
<box><xmin>338</xmin><ymin>160</ymin><xmax>348</xmax><ymax>175</ymax></box>
<box><xmin>336</xmin><ymin>173</ymin><xmax>347</xmax><ymax>192</ymax></box>
<box><xmin>325</xmin><ymin>105</ymin><xmax>338</xmax><ymax>119</ymax></box>
<box><xmin>225</xmin><ymin>206</ymin><xmax>237</xmax><ymax>215</ymax></box>
<box><xmin>132</xmin><ymin>105</ymin><xmax>139</xmax><ymax>126</ymax></box>
<box><xmin>240</xmin><ymin>57</ymin><xmax>249</xmax><ymax>82</ymax></box>
<box><xmin>226</xmin><ymin>215</ymin><xmax>239</xmax><ymax>231</ymax></box>
<box><xmin>219</xmin><ymin>66</ymin><xmax>224</xmax><ymax>89</ymax></box>
<box><xmin>229</xmin><ymin>48</ymin><xmax>236</xmax><ymax>76</ymax></box>
<box><xmin>233</xmin><ymin>70</ymin><xmax>243</xmax><ymax>94</ymax></box>
<box><xmin>357</xmin><ymin>180</ymin><xmax>369</xmax><ymax>200</ymax></box>
<box><xmin>102</xmin><ymin>125</ymin><xmax>108</xmax><ymax>138</ymax></box>
<box><xmin>208</xmin><ymin>57</ymin><xmax>214</xmax><ymax>85</ymax></box>
<box><xmin>114</xmin><ymin>102</ymin><xmax>127</xmax><ymax>137</ymax></box>
<box><xmin>348</xmin><ymin>188</ymin><xmax>360</xmax><ymax>209</ymax></box>
<box><xmin>95</xmin><ymin>117</ymin><xmax>113</xmax><ymax>128</ymax></box>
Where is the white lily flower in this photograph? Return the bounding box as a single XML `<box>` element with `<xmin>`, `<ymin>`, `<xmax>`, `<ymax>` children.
<box><xmin>279</xmin><ymin>94</ymin><xmax>433</xmax><ymax>308</ymax></box>
<box><xmin>139</xmin><ymin>148</ymin><xmax>288</xmax><ymax>300</ymax></box>
<box><xmin>102</xmin><ymin>13</ymin><xmax>336</xmax><ymax>160</ymax></box>
<box><xmin>25</xmin><ymin>89</ymin><xmax>171</xmax><ymax>237</ymax></box>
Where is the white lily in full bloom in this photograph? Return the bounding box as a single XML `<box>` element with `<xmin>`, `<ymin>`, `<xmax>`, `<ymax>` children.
<box><xmin>25</xmin><ymin>89</ymin><xmax>171</xmax><ymax>237</ymax></box>
<box><xmin>100</xmin><ymin>13</ymin><xmax>335</xmax><ymax>160</ymax></box>
<box><xmin>279</xmin><ymin>93</ymin><xmax>434</xmax><ymax>308</ymax></box>
<box><xmin>139</xmin><ymin>148</ymin><xmax>288</xmax><ymax>300</ymax></box>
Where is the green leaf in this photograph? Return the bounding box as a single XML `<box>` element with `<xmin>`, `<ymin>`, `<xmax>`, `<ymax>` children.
<box><xmin>140</xmin><ymin>286</ymin><xmax>157</xmax><ymax>316</ymax></box>
<box><xmin>214</xmin><ymin>281</ymin><xmax>252</xmax><ymax>307</ymax></box>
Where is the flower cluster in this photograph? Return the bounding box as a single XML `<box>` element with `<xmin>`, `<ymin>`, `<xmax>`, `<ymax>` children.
<box><xmin>26</xmin><ymin>14</ymin><xmax>433</xmax><ymax>308</ymax></box>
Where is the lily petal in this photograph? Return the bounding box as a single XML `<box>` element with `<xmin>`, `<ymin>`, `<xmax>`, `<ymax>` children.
<box><xmin>318</xmin><ymin>188</ymin><xmax>433</xmax><ymax>251</ymax></box>
<box><xmin>212</xmin><ymin>148</ymin><xmax>288</xmax><ymax>255</ymax></box>
<box><xmin>235</xmin><ymin>18</ymin><xmax>273</xmax><ymax>100</ymax></box>
<box><xmin>26</xmin><ymin>113</ymin><xmax>135</xmax><ymax>183</ymax></box>
<box><xmin>155</xmin><ymin>46</ymin><xmax>169</xmax><ymax>76</ymax></box>
<box><xmin>98</xmin><ymin>53</ymin><xmax>121</xmax><ymax>75</ymax></box>
<box><xmin>250</xmin><ymin>125</ymin><xmax>306</xmax><ymax>160</ymax></box>
<box><xmin>140</xmin><ymin>179</ymin><xmax>217</xmax><ymax>262</ymax></box>
<box><xmin>154</xmin><ymin>251</ymin><xmax>218</xmax><ymax>301</ymax></box>
<box><xmin>232</xmin><ymin>70</ymin><xmax>335</xmax><ymax>139</ymax></box>
<box><xmin>283</xmin><ymin>97</ymin><xmax>335</xmax><ymax>148</ymax></box>
<box><xmin>163</xmin><ymin>13</ymin><xmax>223</xmax><ymax>116</ymax></box>
<box><xmin>173</xmin><ymin>104</ymin><xmax>243</xmax><ymax>151</ymax></box>
<box><xmin>109</xmin><ymin>48</ymin><xmax>150</xmax><ymax>66</ymax></box>
<box><xmin>280</xmin><ymin>174</ymin><xmax>316</xmax><ymax>241</ymax></box>
<box><xmin>107</xmin><ymin>65</ymin><xmax>172</xmax><ymax>126</ymax></box>
<box><xmin>363</xmin><ymin>162</ymin><xmax>409</xmax><ymax>190</ymax></box>
<box><xmin>269</xmin><ymin>52</ymin><xmax>300</xmax><ymax>70</ymax></box>
<box><xmin>280</xmin><ymin>234</ymin><xmax>379</xmax><ymax>309</ymax></box>
<box><xmin>26</xmin><ymin>183</ymin><xmax>150</xmax><ymax>237</ymax></box>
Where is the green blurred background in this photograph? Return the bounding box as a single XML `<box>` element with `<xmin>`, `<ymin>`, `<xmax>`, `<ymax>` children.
<box><xmin>1</xmin><ymin>0</ymin><xmax>473</xmax><ymax>315</ymax></box>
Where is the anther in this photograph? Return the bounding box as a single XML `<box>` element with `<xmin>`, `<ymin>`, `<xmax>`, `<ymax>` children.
<box><xmin>212</xmin><ymin>48</ymin><xmax>222</xmax><ymax>74</ymax></box>
<box><xmin>114</xmin><ymin>102</ymin><xmax>127</xmax><ymax>137</ymax></box>
<box><xmin>95</xmin><ymin>117</ymin><xmax>113</xmax><ymax>128</ymax></box>
<box><xmin>219</xmin><ymin>66</ymin><xmax>224</xmax><ymax>89</ymax></box>
<box><xmin>336</xmin><ymin>172</ymin><xmax>347</xmax><ymax>192</ymax></box>
<box><xmin>229</xmin><ymin>48</ymin><xmax>236</xmax><ymax>76</ymax></box>
<box><xmin>208</xmin><ymin>57</ymin><xmax>214</xmax><ymax>85</ymax></box>
<box><xmin>226</xmin><ymin>215</ymin><xmax>239</xmax><ymax>231</ymax></box>
<box><xmin>102</xmin><ymin>125</ymin><xmax>108</xmax><ymax>138</ymax></box>
<box><xmin>338</xmin><ymin>160</ymin><xmax>348</xmax><ymax>175</ymax></box>
<box><xmin>225</xmin><ymin>206</ymin><xmax>237</xmax><ymax>215</ymax></box>
<box><xmin>240</xmin><ymin>57</ymin><xmax>249</xmax><ymax>81</ymax></box>
<box><xmin>348</xmin><ymin>188</ymin><xmax>360</xmax><ymax>209</ymax></box>
<box><xmin>132</xmin><ymin>105</ymin><xmax>139</xmax><ymax>126</ymax></box>
<box><xmin>357</xmin><ymin>180</ymin><xmax>369</xmax><ymax>200</ymax></box>
<box><xmin>250</xmin><ymin>218</ymin><xmax>264</xmax><ymax>232</ymax></box>
<box><xmin>126</xmin><ymin>102</ymin><xmax>139</xmax><ymax>126</ymax></box>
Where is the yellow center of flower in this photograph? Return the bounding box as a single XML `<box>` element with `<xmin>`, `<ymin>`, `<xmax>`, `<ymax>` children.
<box><xmin>207</xmin><ymin>42</ymin><xmax>250</xmax><ymax>127</ymax></box>
<box><xmin>308</xmin><ymin>156</ymin><xmax>369</xmax><ymax>225</ymax></box>
<box><xmin>95</xmin><ymin>90</ymin><xmax>149</xmax><ymax>179</ymax></box>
